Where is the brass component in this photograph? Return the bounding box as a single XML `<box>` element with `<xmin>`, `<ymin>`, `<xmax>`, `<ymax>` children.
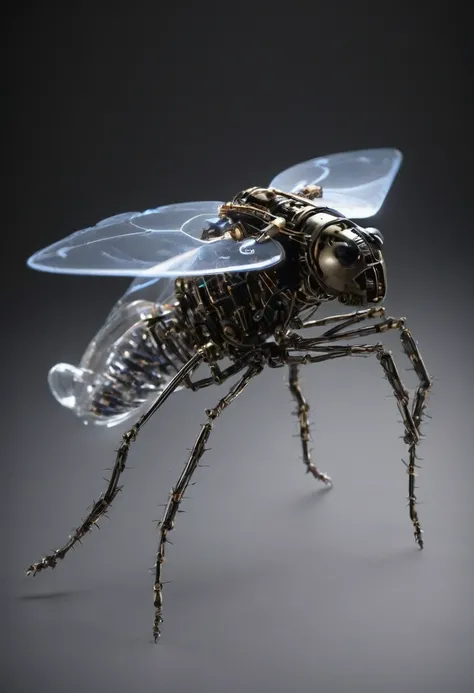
<box><xmin>269</xmin><ymin>187</ymin><xmax>323</xmax><ymax>207</ymax></box>
<box><xmin>229</xmin><ymin>225</ymin><xmax>245</xmax><ymax>241</ymax></box>
<box><xmin>272</xmin><ymin>216</ymin><xmax>286</xmax><ymax>229</ymax></box>
<box><xmin>256</xmin><ymin>216</ymin><xmax>286</xmax><ymax>243</ymax></box>
<box><xmin>218</xmin><ymin>202</ymin><xmax>273</xmax><ymax>221</ymax></box>
<box><xmin>298</xmin><ymin>184</ymin><xmax>323</xmax><ymax>198</ymax></box>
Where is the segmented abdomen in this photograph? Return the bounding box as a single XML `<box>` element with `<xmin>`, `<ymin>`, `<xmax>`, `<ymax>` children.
<box><xmin>89</xmin><ymin>318</ymin><xmax>190</xmax><ymax>422</ymax></box>
<box><xmin>48</xmin><ymin>300</ymin><xmax>193</xmax><ymax>427</ymax></box>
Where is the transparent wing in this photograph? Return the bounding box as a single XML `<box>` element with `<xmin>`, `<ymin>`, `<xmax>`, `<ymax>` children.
<box><xmin>270</xmin><ymin>148</ymin><xmax>403</xmax><ymax>218</ymax></box>
<box><xmin>27</xmin><ymin>201</ymin><xmax>285</xmax><ymax>277</ymax></box>
<box><xmin>115</xmin><ymin>275</ymin><xmax>178</xmax><ymax>312</ymax></box>
<box><xmin>125</xmin><ymin>275</ymin><xmax>176</xmax><ymax>300</ymax></box>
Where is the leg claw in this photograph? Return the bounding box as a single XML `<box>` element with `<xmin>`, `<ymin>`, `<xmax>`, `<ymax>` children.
<box><xmin>308</xmin><ymin>466</ymin><xmax>332</xmax><ymax>486</ymax></box>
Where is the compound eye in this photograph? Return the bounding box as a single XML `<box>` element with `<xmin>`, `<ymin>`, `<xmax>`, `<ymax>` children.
<box><xmin>333</xmin><ymin>241</ymin><xmax>360</xmax><ymax>268</ymax></box>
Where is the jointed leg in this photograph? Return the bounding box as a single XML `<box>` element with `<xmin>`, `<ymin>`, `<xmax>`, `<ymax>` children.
<box><xmin>187</xmin><ymin>360</ymin><xmax>247</xmax><ymax>391</ymax></box>
<box><xmin>398</xmin><ymin>329</ymin><xmax>432</xmax><ymax>547</ymax></box>
<box><xmin>292</xmin><ymin>306</ymin><xmax>386</xmax><ymax>332</ymax></box>
<box><xmin>153</xmin><ymin>363</ymin><xmax>263</xmax><ymax>642</ymax></box>
<box><xmin>288</xmin><ymin>364</ymin><xmax>331</xmax><ymax>484</ymax></box>
<box><xmin>284</xmin><ymin>320</ymin><xmax>432</xmax><ymax>548</ymax></box>
<box><xmin>26</xmin><ymin>350</ymin><xmax>205</xmax><ymax>576</ymax></box>
<box><xmin>288</xmin><ymin>315</ymin><xmax>405</xmax><ymax>348</ymax></box>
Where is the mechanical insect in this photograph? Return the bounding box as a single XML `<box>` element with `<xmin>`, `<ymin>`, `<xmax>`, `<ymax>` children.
<box><xmin>25</xmin><ymin>148</ymin><xmax>432</xmax><ymax>642</ymax></box>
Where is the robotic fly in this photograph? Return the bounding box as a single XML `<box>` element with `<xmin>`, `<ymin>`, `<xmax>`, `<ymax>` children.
<box><xmin>25</xmin><ymin>148</ymin><xmax>432</xmax><ymax>642</ymax></box>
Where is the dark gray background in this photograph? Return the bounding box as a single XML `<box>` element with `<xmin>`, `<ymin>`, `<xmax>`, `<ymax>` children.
<box><xmin>5</xmin><ymin>4</ymin><xmax>473</xmax><ymax>693</ymax></box>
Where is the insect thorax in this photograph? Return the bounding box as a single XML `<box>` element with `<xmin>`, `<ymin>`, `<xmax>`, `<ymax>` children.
<box><xmin>171</xmin><ymin>188</ymin><xmax>334</xmax><ymax>357</ymax></box>
<box><xmin>173</xmin><ymin>271</ymin><xmax>290</xmax><ymax>355</ymax></box>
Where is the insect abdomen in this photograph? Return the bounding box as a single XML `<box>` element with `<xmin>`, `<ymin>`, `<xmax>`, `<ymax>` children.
<box><xmin>48</xmin><ymin>300</ymin><xmax>192</xmax><ymax>427</ymax></box>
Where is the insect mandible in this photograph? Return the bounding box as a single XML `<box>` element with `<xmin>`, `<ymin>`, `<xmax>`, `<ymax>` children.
<box><xmin>25</xmin><ymin>148</ymin><xmax>433</xmax><ymax>642</ymax></box>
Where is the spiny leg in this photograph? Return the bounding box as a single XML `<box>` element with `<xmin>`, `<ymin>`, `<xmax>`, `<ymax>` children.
<box><xmin>358</xmin><ymin>334</ymin><xmax>431</xmax><ymax>548</ymax></box>
<box><xmin>153</xmin><ymin>363</ymin><xmax>263</xmax><ymax>643</ymax></box>
<box><xmin>397</xmin><ymin>329</ymin><xmax>432</xmax><ymax>548</ymax></box>
<box><xmin>374</xmin><ymin>348</ymin><xmax>427</xmax><ymax>546</ymax></box>
<box><xmin>285</xmin><ymin>322</ymin><xmax>432</xmax><ymax>548</ymax></box>
<box><xmin>288</xmin><ymin>363</ymin><xmax>331</xmax><ymax>484</ymax></box>
<box><xmin>26</xmin><ymin>350</ymin><xmax>205</xmax><ymax>577</ymax></box>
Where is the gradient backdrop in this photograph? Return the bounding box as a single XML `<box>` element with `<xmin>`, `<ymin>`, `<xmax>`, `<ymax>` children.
<box><xmin>5</xmin><ymin>4</ymin><xmax>473</xmax><ymax>693</ymax></box>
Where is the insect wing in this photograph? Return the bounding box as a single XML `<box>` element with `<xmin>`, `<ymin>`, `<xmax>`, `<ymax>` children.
<box><xmin>27</xmin><ymin>201</ymin><xmax>285</xmax><ymax>277</ymax></box>
<box><xmin>27</xmin><ymin>201</ymin><xmax>222</xmax><ymax>276</ymax></box>
<box><xmin>117</xmin><ymin>275</ymin><xmax>177</xmax><ymax>311</ymax></box>
<box><xmin>269</xmin><ymin>148</ymin><xmax>403</xmax><ymax>218</ymax></box>
<box><xmin>135</xmin><ymin>212</ymin><xmax>284</xmax><ymax>276</ymax></box>
<box><xmin>108</xmin><ymin>214</ymin><xmax>216</xmax><ymax>318</ymax></box>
